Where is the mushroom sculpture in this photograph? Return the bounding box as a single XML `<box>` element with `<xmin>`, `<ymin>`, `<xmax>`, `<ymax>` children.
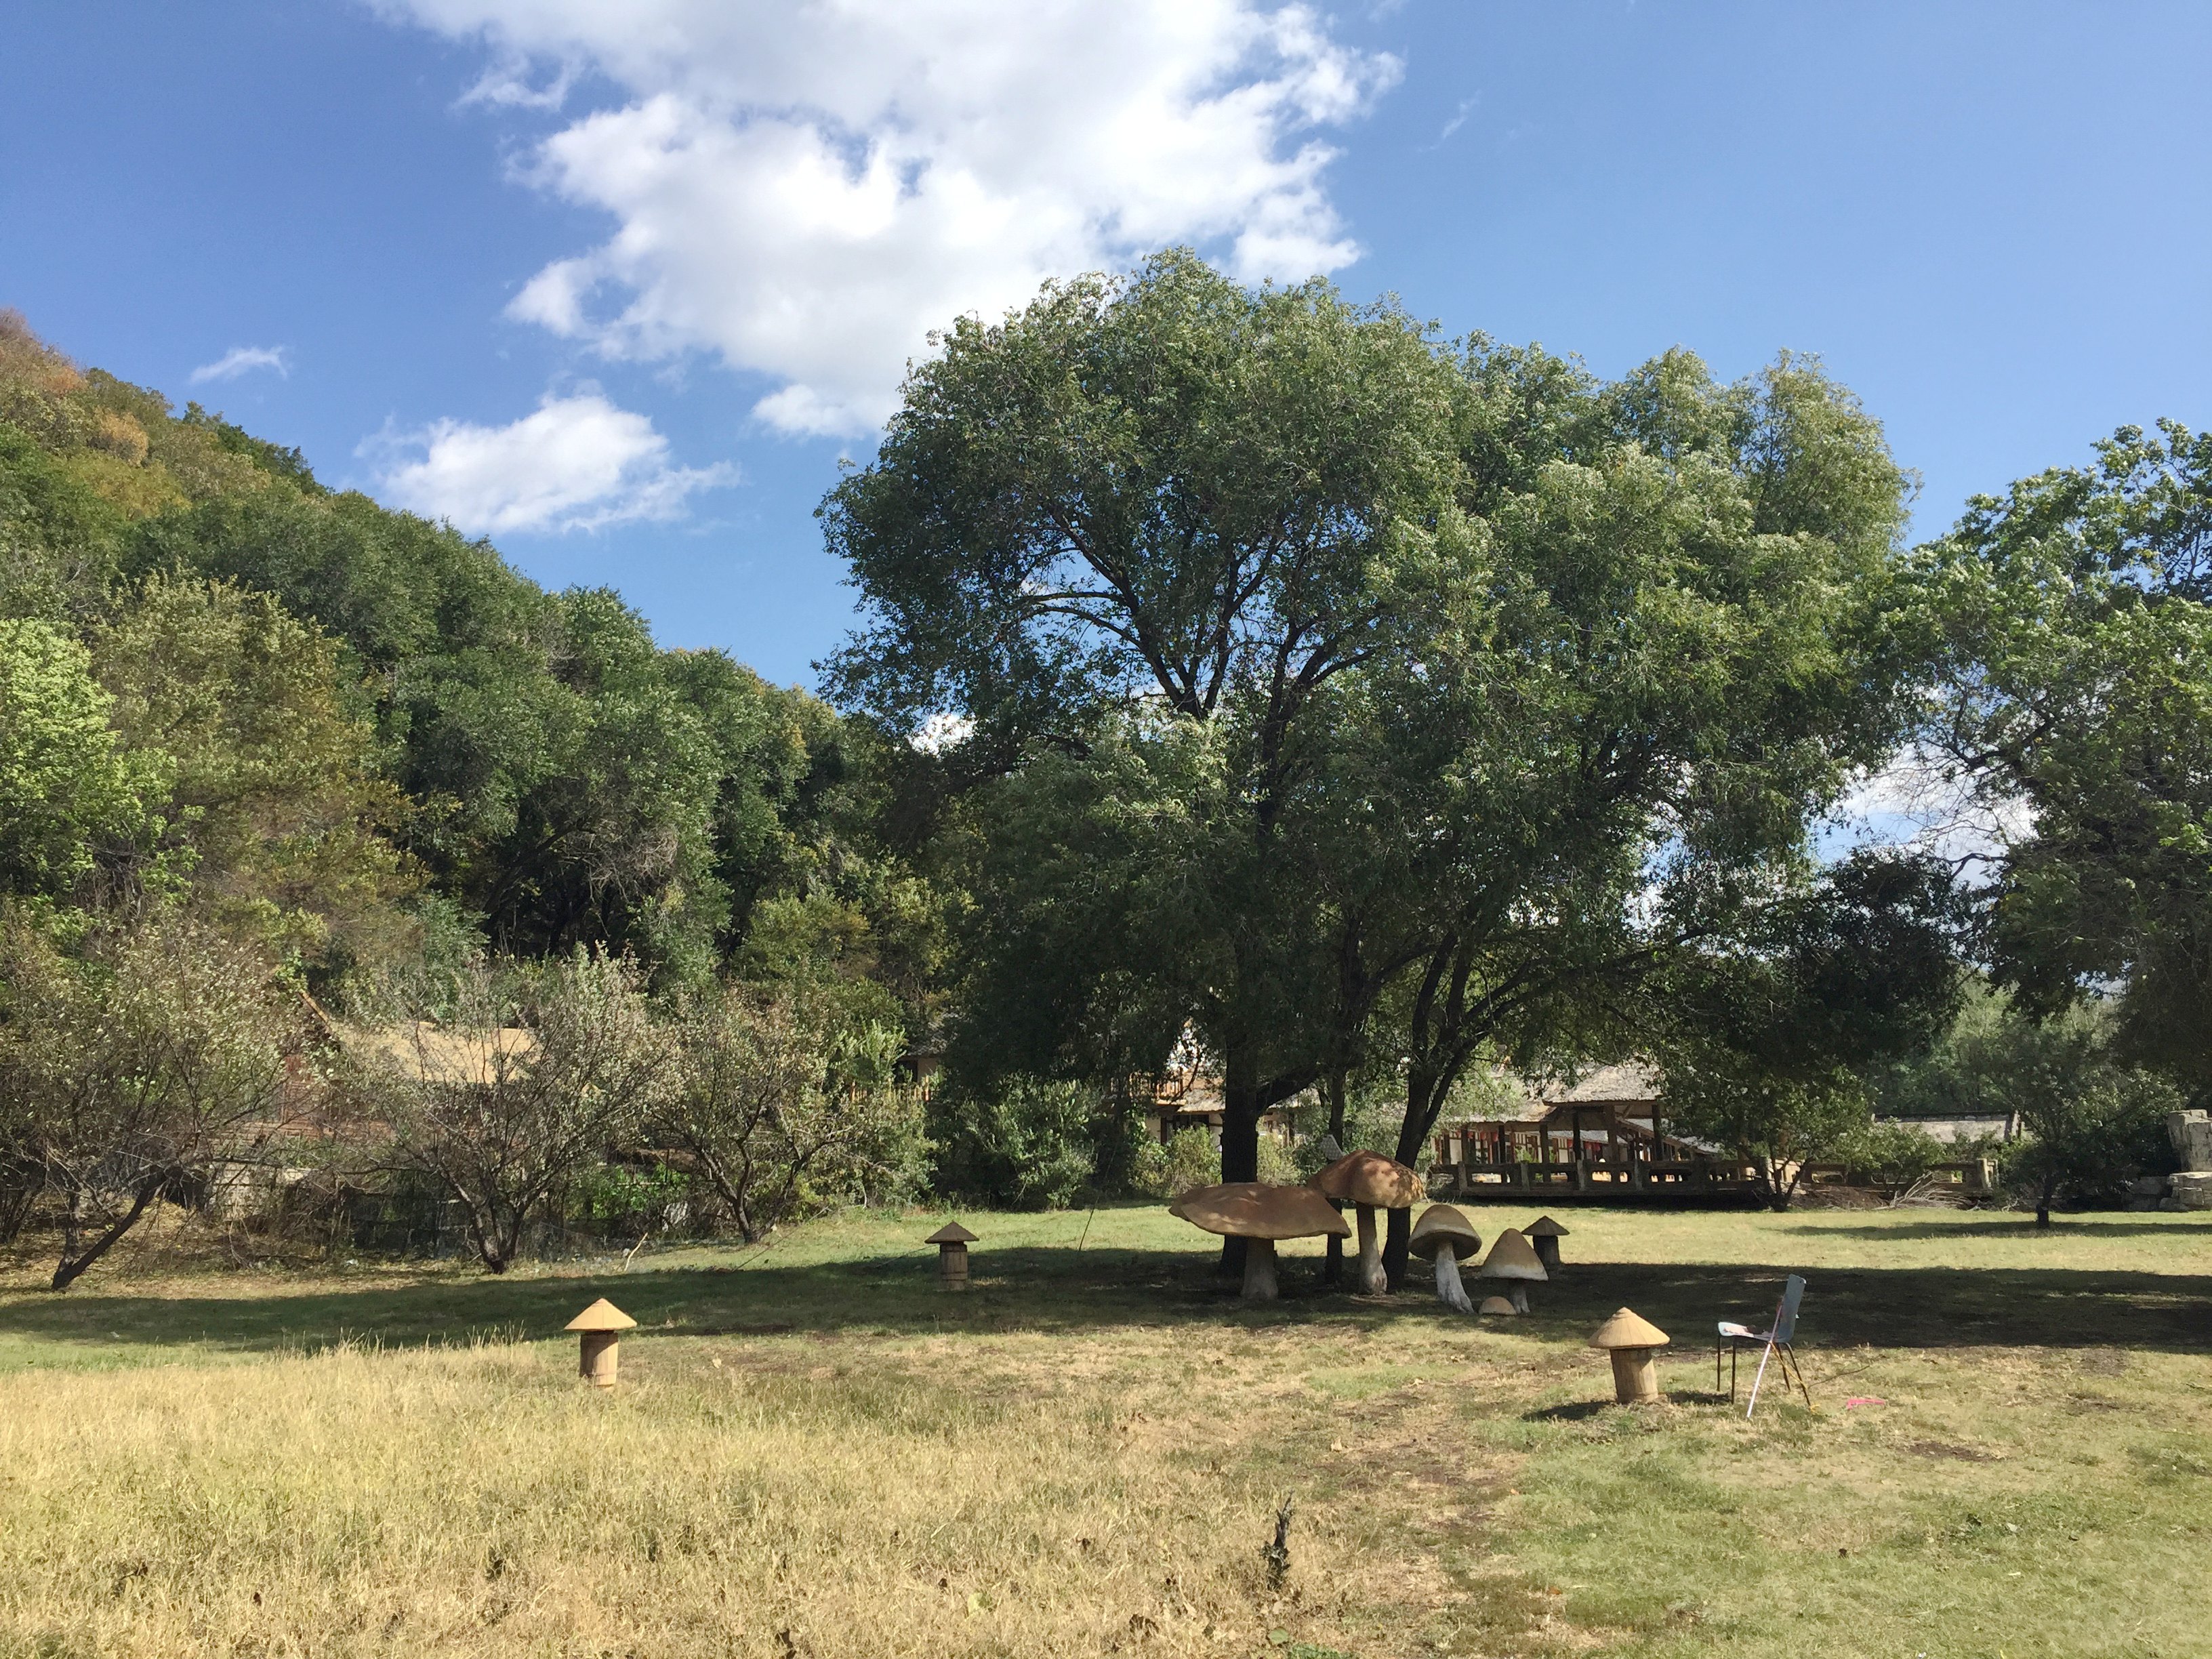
<box><xmin>926</xmin><ymin>1220</ymin><xmax>977</xmax><ymax>1291</ymax></box>
<box><xmin>1524</xmin><ymin>1215</ymin><xmax>1569</xmax><ymax>1273</ymax></box>
<box><xmin>1477</xmin><ymin>1227</ymin><xmax>1547</xmax><ymax>1313</ymax></box>
<box><xmin>1477</xmin><ymin>1296</ymin><xmax>1517</xmax><ymax>1317</ymax></box>
<box><xmin>1171</xmin><ymin>1182</ymin><xmax>1351</xmax><ymax>1300</ymax></box>
<box><xmin>1309</xmin><ymin>1151</ymin><xmax>1422</xmax><ymax>1296</ymax></box>
<box><xmin>1408</xmin><ymin>1204</ymin><xmax>1483</xmax><ymax>1314</ymax></box>
<box><xmin>1590</xmin><ymin>1307</ymin><xmax>1671</xmax><ymax>1405</ymax></box>
<box><xmin>566</xmin><ymin>1297</ymin><xmax>637</xmax><ymax>1389</ymax></box>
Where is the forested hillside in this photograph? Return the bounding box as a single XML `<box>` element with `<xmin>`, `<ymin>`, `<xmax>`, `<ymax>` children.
<box><xmin>0</xmin><ymin>308</ymin><xmax>939</xmax><ymax>1012</ymax></box>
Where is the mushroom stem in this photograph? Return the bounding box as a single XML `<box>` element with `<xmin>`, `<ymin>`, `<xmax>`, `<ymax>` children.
<box><xmin>1433</xmin><ymin>1244</ymin><xmax>1473</xmax><ymax>1313</ymax></box>
<box><xmin>1509</xmin><ymin>1283</ymin><xmax>1530</xmax><ymax>1315</ymax></box>
<box><xmin>1355</xmin><ymin>1205</ymin><xmax>1386</xmax><ymax>1295</ymax></box>
<box><xmin>1610</xmin><ymin>1347</ymin><xmax>1660</xmax><ymax>1404</ymax></box>
<box><xmin>1241</xmin><ymin>1236</ymin><xmax>1279</xmax><ymax>1300</ymax></box>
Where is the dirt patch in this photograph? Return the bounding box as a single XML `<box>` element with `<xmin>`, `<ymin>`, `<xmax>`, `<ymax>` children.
<box><xmin>1906</xmin><ymin>1439</ymin><xmax>1997</xmax><ymax>1462</ymax></box>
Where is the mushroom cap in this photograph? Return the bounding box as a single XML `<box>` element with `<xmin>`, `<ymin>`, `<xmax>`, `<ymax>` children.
<box><xmin>565</xmin><ymin>1297</ymin><xmax>637</xmax><ymax>1333</ymax></box>
<box><xmin>925</xmin><ymin>1221</ymin><xmax>978</xmax><ymax>1244</ymax></box>
<box><xmin>1170</xmin><ymin>1182</ymin><xmax>1352</xmax><ymax>1240</ymax></box>
<box><xmin>1307</xmin><ymin>1150</ymin><xmax>1422</xmax><ymax>1209</ymax></box>
<box><xmin>1477</xmin><ymin>1295</ymin><xmax>1517</xmax><ymax>1316</ymax></box>
<box><xmin>1477</xmin><ymin>1228</ymin><xmax>1548</xmax><ymax>1282</ymax></box>
<box><xmin>1408</xmin><ymin>1204</ymin><xmax>1482</xmax><ymax>1261</ymax></box>
<box><xmin>1589</xmin><ymin>1307</ymin><xmax>1670</xmax><ymax>1351</ymax></box>
<box><xmin>1523</xmin><ymin>1215</ymin><xmax>1570</xmax><ymax>1238</ymax></box>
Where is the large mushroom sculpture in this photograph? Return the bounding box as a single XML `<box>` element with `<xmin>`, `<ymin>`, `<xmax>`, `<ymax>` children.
<box><xmin>1309</xmin><ymin>1151</ymin><xmax>1422</xmax><ymax>1295</ymax></box>
<box><xmin>1477</xmin><ymin>1226</ymin><xmax>1548</xmax><ymax>1313</ymax></box>
<box><xmin>1408</xmin><ymin>1205</ymin><xmax>1482</xmax><ymax>1313</ymax></box>
<box><xmin>1170</xmin><ymin>1183</ymin><xmax>1351</xmax><ymax>1300</ymax></box>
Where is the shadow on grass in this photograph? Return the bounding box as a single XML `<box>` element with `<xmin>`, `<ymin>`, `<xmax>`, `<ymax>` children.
<box><xmin>1779</xmin><ymin>1217</ymin><xmax>2198</xmax><ymax>1242</ymax></box>
<box><xmin>1</xmin><ymin>1239</ymin><xmax>2209</xmax><ymax>1366</ymax></box>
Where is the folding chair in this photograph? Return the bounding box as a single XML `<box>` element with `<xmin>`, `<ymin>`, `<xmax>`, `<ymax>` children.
<box><xmin>1717</xmin><ymin>1273</ymin><xmax>1812</xmax><ymax>1416</ymax></box>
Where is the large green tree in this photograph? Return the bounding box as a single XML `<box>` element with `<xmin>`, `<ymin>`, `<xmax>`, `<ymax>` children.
<box><xmin>1908</xmin><ymin>421</ymin><xmax>2212</xmax><ymax>1094</ymax></box>
<box><xmin>825</xmin><ymin>251</ymin><xmax>1469</xmax><ymax>1183</ymax></box>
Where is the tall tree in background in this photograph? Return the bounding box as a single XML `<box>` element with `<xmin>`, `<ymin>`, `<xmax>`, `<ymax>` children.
<box><xmin>1908</xmin><ymin>421</ymin><xmax>2212</xmax><ymax>1097</ymax></box>
<box><xmin>825</xmin><ymin>251</ymin><xmax>1469</xmax><ymax>1185</ymax></box>
<box><xmin>1345</xmin><ymin>344</ymin><xmax>1927</xmax><ymax>1269</ymax></box>
<box><xmin>1650</xmin><ymin>853</ymin><xmax>1965</xmax><ymax>1208</ymax></box>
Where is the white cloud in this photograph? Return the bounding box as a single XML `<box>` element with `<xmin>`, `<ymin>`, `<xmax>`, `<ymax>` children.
<box><xmin>373</xmin><ymin>1</ymin><xmax>1399</xmax><ymax>435</ymax></box>
<box><xmin>190</xmin><ymin>345</ymin><xmax>289</xmax><ymax>384</ymax></box>
<box><xmin>364</xmin><ymin>390</ymin><xmax>735</xmax><ymax>535</ymax></box>
<box><xmin>1832</xmin><ymin>745</ymin><xmax>2037</xmax><ymax>869</ymax></box>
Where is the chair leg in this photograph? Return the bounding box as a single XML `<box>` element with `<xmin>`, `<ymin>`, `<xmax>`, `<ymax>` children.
<box><xmin>1782</xmin><ymin>1344</ymin><xmax>1813</xmax><ymax>1410</ymax></box>
<box><xmin>1716</xmin><ymin>1343</ymin><xmax>1723</xmax><ymax>1394</ymax></box>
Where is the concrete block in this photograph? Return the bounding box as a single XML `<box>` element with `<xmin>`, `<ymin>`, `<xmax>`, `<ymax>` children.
<box><xmin>2167</xmin><ymin>1170</ymin><xmax>2212</xmax><ymax>1210</ymax></box>
<box><xmin>2129</xmin><ymin>1174</ymin><xmax>2172</xmax><ymax>1198</ymax></box>
<box><xmin>2167</xmin><ymin>1111</ymin><xmax>2212</xmax><ymax>1172</ymax></box>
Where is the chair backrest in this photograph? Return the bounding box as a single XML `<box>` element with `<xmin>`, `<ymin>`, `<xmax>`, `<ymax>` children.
<box><xmin>1772</xmin><ymin>1273</ymin><xmax>1807</xmax><ymax>1343</ymax></box>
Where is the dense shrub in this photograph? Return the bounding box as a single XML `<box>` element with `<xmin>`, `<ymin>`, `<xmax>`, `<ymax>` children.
<box><xmin>928</xmin><ymin>1073</ymin><xmax>1099</xmax><ymax>1210</ymax></box>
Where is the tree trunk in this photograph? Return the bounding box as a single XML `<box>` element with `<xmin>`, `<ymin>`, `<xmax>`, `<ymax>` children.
<box><xmin>1388</xmin><ymin>1072</ymin><xmax>1446</xmax><ymax>1292</ymax></box>
<box><xmin>1216</xmin><ymin>1061</ymin><xmax>1266</xmax><ymax>1280</ymax></box>
<box><xmin>50</xmin><ymin>1174</ymin><xmax>166</xmax><ymax>1292</ymax></box>
<box><xmin>2036</xmin><ymin>1173</ymin><xmax>2056</xmax><ymax>1228</ymax></box>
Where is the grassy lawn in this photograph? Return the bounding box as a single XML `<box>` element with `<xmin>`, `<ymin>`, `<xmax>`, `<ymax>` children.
<box><xmin>2</xmin><ymin>1204</ymin><xmax>2209</xmax><ymax>1658</ymax></box>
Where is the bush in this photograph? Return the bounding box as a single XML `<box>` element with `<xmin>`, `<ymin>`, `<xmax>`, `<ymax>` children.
<box><xmin>1132</xmin><ymin>1127</ymin><xmax>1298</xmax><ymax>1198</ymax></box>
<box><xmin>929</xmin><ymin>1073</ymin><xmax>1097</xmax><ymax>1210</ymax></box>
<box><xmin>1835</xmin><ymin>1120</ymin><xmax>1950</xmax><ymax>1189</ymax></box>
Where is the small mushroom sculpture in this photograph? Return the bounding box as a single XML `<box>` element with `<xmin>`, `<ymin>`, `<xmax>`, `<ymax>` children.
<box><xmin>566</xmin><ymin>1297</ymin><xmax>637</xmax><ymax>1389</ymax></box>
<box><xmin>1524</xmin><ymin>1215</ymin><xmax>1569</xmax><ymax>1273</ymax></box>
<box><xmin>1590</xmin><ymin>1307</ymin><xmax>1671</xmax><ymax>1405</ymax></box>
<box><xmin>926</xmin><ymin>1220</ymin><xmax>977</xmax><ymax>1290</ymax></box>
<box><xmin>1477</xmin><ymin>1227</ymin><xmax>1547</xmax><ymax>1313</ymax></box>
<box><xmin>1170</xmin><ymin>1182</ymin><xmax>1351</xmax><ymax>1300</ymax></box>
<box><xmin>1477</xmin><ymin>1295</ymin><xmax>1517</xmax><ymax>1317</ymax></box>
<box><xmin>1408</xmin><ymin>1204</ymin><xmax>1482</xmax><ymax>1314</ymax></box>
<box><xmin>1308</xmin><ymin>1151</ymin><xmax>1423</xmax><ymax>1295</ymax></box>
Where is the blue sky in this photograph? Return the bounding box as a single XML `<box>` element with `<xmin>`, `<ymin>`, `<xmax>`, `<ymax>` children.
<box><xmin>4</xmin><ymin>1</ymin><xmax>2208</xmax><ymax>691</ymax></box>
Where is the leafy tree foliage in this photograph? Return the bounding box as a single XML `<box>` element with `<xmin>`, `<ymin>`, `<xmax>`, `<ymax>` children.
<box><xmin>1908</xmin><ymin>421</ymin><xmax>2212</xmax><ymax>1093</ymax></box>
<box><xmin>825</xmin><ymin>251</ymin><xmax>1479</xmax><ymax>1182</ymax></box>
<box><xmin>0</xmin><ymin>617</ymin><xmax>160</xmax><ymax>900</ymax></box>
<box><xmin>1652</xmin><ymin>855</ymin><xmax>1965</xmax><ymax>1207</ymax></box>
<box><xmin>369</xmin><ymin>949</ymin><xmax>663</xmax><ymax>1273</ymax></box>
<box><xmin>827</xmin><ymin>255</ymin><xmax>1931</xmax><ymax>1278</ymax></box>
<box><xmin>655</xmin><ymin>989</ymin><xmax>925</xmax><ymax>1241</ymax></box>
<box><xmin>91</xmin><ymin>576</ymin><xmax>417</xmax><ymax>972</ymax></box>
<box><xmin>1874</xmin><ymin>990</ymin><xmax>2182</xmax><ymax>1223</ymax></box>
<box><xmin>0</xmin><ymin>907</ymin><xmax>295</xmax><ymax>1288</ymax></box>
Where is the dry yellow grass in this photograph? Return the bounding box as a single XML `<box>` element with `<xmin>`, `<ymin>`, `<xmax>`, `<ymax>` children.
<box><xmin>3</xmin><ymin>1204</ymin><xmax>2209</xmax><ymax>1658</ymax></box>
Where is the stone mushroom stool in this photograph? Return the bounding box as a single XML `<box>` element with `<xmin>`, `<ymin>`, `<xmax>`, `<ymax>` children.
<box><xmin>1591</xmin><ymin>1307</ymin><xmax>1671</xmax><ymax>1405</ymax></box>
<box><xmin>1309</xmin><ymin>1151</ymin><xmax>1423</xmax><ymax>1295</ymax></box>
<box><xmin>926</xmin><ymin>1220</ymin><xmax>977</xmax><ymax>1290</ymax></box>
<box><xmin>1477</xmin><ymin>1227</ymin><xmax>1547</xmax><ymax>1313</ymax></box>
<box><xmin>567</xmin><ymin>1297</ymin><xmax>637</xmax><ymax>1389</ymax></box>
<box><xmin>1524</xmin><ymin>1215</ymin><xmax>1569</xmax><ymax>1273</ymax></box>
<box><xmin>1408</xmin><ymin>1204</ymin><xmax>1483</xmax><ymax>1313</ymax></box>
<box><xmin>1477</xmin><ymin>1295</ymin><xmax>1517</xmax><ymax>1316</ymax></box>
<box><xmin>1170</xmin><ymin>1182</ymin><xmax>1351</xmax><ymax>1300</ymax></box>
